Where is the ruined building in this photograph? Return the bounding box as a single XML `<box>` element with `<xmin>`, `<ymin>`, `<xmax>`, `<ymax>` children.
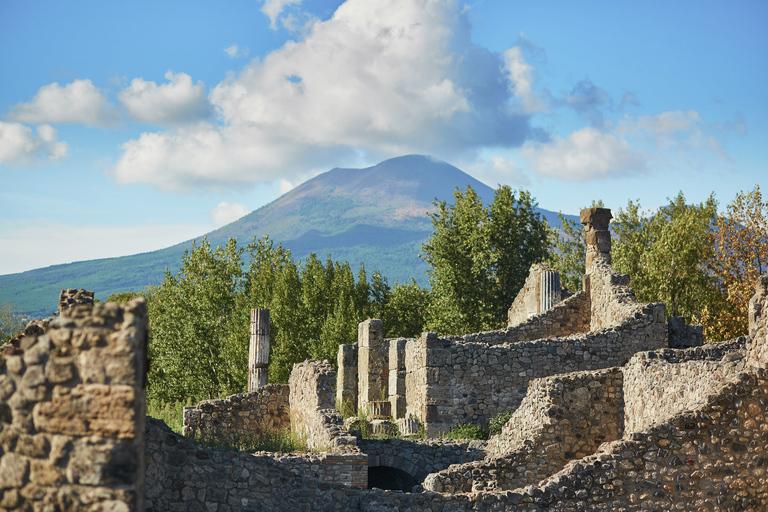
<box><xmin>1</xmin><ymin>208</ymin><xmax>767</xmax><ymax>511</ymax></box>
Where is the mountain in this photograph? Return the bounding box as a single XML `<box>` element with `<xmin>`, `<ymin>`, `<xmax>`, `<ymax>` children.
<box><xmin>0</xmin><ymin>155</ymin><xmax>576</xmax><ymax>318</ymax></box>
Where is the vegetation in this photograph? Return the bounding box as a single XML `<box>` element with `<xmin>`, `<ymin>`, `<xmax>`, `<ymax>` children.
<box><xmin>189</xmin><ymin>424</ymin><xmax>306</xmax><ymax>453</ymax></box>
<box><xmin>421</xmin><ymin>185</ymin><xmax>549</xmax><ymax>334</ymax></box>
<box><xmin>0</xmin><ymin>301</ymin><xmax>26</xmax><ymax>343</ymax></box>
<box><xmin>488</xmin><ymin>411</ymin><xmax>513</xmax><ymax>437</ymax></box>
<box><xmin>444</xmin><ymin>422</ymin><xmax>488</xmax><ymax>440</ymax></box>
<box><xmin>146</xmin><ymin>236</ymin><xmax>431</xmax><ymax>406</ymax></box>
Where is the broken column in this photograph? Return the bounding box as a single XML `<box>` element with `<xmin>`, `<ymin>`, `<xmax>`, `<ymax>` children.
<box><xmin>357</xmin><ymin>319</ymin><xmax>388</xmax><ymax>415</ymax></box>
<box><xmin>580</xmin><ymin>207</ymin><xmax>613</xmax><ymax>271</ymax></box>
<box><xmin>539</xmin><ymin>268</ymin><xmax>562</xmax><ymax>312</ymax></box>
<box><xmin>336</xmin><ymin>344</ymin><xmax>358</xmax><ymax>415</ymax></box>
<box><xmin>248</xmin><ymin>308</ymin><xmax>270</xmax><ymax>391</ymax></box>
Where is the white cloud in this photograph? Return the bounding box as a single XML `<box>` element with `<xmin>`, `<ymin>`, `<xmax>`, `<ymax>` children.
<box><xmin>0</xmin><ymin>218</ymin><xmax>210</xmax><ymax>275</ymax></box>
<box><xmin>0</xmin><ymin>122</ymin><xmax>69</xmax><ymax>166</ymax></box>
<box><xmin>111</xmin><ymin>0</ymin><xmax>533</xmax><ymax>192</ymax></box>
<box><xmin>7</xmin><ymin>79</ymin><xmax>113</xmax><ymax>126</ymax></box>
<box><xmin>119</xmin><ymin>71</ymin><xmax>212</xmax><ymax>126</ymax></box>
<box><xmin>210</xmin><ymin>201</ymin><xmax>251</xmax><ymax>226</ymax></box>
<box><xmin>261</xmin><ymin>0</ymin><xmax>303</xmax><ymax>29</ymax></box>
<box><xmin>505</xmin><ymin>46</ymin><xmax>546</xmax><ymax>113</ymax></box>
<box><xmin>523</xmin><ymin>127</ymin><xmax>647</xmax><ymax>181</ymax></box>
<box><xmin>224</xmin><ymin>45</ymin><xmax>249</xmax><ymax>59</ymax></box>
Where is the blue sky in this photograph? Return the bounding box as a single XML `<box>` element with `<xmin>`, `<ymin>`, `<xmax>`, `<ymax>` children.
<box><xmin>1</xmin><ymin>0</ymin><xmax>765</xmax><ymax>275</ymax></box>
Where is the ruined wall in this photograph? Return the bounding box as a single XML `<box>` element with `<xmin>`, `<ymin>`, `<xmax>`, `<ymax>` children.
<box><xmin>288</xmin><ymin>359</ymin><xmax>359</xmax><ymax>453</ymax></box>
<box><xmin>587</xmin><ymin>260</ymin><xmax>648</xmax><ymax>331</ymax></box>
<box><xmin>388</xmin><ymin>338</ymin><xmax>408</xmax><ymax>419</ymax></box>
<box><xmin>505</xmin><ymin>290</ymin><xmax>590</xmax><ymax>342</ymax></box>
<box><xmin>336</xmin><ymin>343</ymin><xmax>358</xmax><ymax>414</ymax></box>
<box><xmin>507</xmin><ymin>263</ymin><xmax>563</xmax><ymax>326</ymax></box>
<box><xmin>405</xmin><ymin>300</ymin><xmax>665</xmax><ymax>436</ymax></box>
<box><xmin>424</xmin><ymin>368</ymin><xmax>624</xmax><ymax>494</ymax></box>
<box><xmin>623</xmin><ymin>340</ymin><xmax>747</xmax><ymax>434</ymax></box>
<box><xmin>182</xmin><ymin>384</ymin><xmax>290</xmax><ymax>441</ymax></box>
<box><xmin>0</xmin><ymin>299</ymin><xmax>146</xmax><ymax>511</ymax></box>
<box><xmin>748</xmin><ymin>275</ymin><xmax>768</xmax><ymax>368</ymax></box>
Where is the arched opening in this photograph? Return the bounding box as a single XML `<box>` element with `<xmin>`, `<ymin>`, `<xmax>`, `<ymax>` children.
<box><xmin>368</xmin><ymin>466</ymin><xmax>419</xmax><ymax>492</ymax></box>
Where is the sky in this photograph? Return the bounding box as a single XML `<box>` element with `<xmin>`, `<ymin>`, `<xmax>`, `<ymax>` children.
<box><xmin>1</xmin><ymin>0</ymin><xmax>766</xmax><ymax>276</ymax></box>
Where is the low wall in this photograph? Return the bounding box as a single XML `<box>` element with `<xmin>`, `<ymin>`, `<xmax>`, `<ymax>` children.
<box><xmin>0</xmin><ymin>299</ymin><xmax>147</xmax><ymax>511</ymax></box>
<box><xmin>405</xmin><ymin>301</ymin><xmax>665</xmax><ymax>436</ymax></box>
<box><xmin>623</xmin><ymin>340</ymin><xmax>747</xmax><ymax>434</ymax></box>
<box><xmin>424</xmin><ymin>368</ymin><xmax>623</xmax><ymax>494</ymax></box>
<box><xmin>360</xmin><ymin>438</ymin><xmax>486</xmax><ymax>483</ymax></box>
<box><xmin>288</xmin><ymin>359</ymin><xmax>359</xmax><ymax>453</ymax></box>
<box><xmin>182</xmin><ymin>384</ymin><xmax>290</xmax><ymax>440</ymax></box>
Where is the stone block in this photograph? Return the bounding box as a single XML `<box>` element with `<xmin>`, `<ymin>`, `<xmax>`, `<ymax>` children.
<box><xmin>580</xmin><ymin>207</ymin><xmax>612</xmax><ymax>230</ymax></box>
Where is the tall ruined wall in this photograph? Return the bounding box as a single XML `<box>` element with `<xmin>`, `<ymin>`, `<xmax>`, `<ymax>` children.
<box><xmin>587</xmin><ymin>260</ymin><xmax>648</xmax><ymax>331</ymax></box>
<box><xmin>0</xmin><ymin>299</ymin><xmax>147</xmax><ymax>511</ymax></box>
<box><xmin>505</xmin><ymin>290</ymin><xmax>590</xmax><ymax>342</ymax></box>
<box><xmin>405</xmin><ymin>301</ymin><xmax>664</xmax><ymax>436</ymax></box>
<box><xmin>182</xmin><ymin>384</ymin><xmax>290</xmax><ymax>441</ymax></box>
<box><xmin>623</xmin><ymin>340</ymin><xmax>747</xmax><ymax>434</ymax></box>
<box><xmin>288</xmin><ymin>359</ymin><xmax>359</xmax><ymax>453</ymax></box>
<box><xmin>424</xmin><ymin>368</ymin><xmax>624</xmax><ymax>494</ymax></box>
<box><xmin>748</xmin><ymin>275</ymin><xmax>768</xmax><ymax>368</ymax></box>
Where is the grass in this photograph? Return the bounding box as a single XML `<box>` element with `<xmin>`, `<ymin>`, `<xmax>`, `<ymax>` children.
<box><xmin>146</xmin><ymin>398</ymin><xmax>193</xmax><ymax>434</ymax></box>
<box><xmin>190</xmin><ymin>423</ymin><xmax>306</xmax><ymax>453</ymax></box>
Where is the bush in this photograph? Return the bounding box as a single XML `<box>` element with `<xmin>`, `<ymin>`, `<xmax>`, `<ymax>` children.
<box><xmin>444</xmin><ymin>422</ymin><xmax>487</xmax><ymax>440</ymax></box>
<box><xmin>488</xmin><ymin>410</ymin><xmax>513</xmax><ymax>436</ymax></box>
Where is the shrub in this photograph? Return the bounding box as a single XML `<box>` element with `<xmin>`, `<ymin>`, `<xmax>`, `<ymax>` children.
<box><xmin>444</xmin><ymin>422</ymin><xmax>487</xmax><ymax>440</ymax></box>
<box><xmin>489</xmin><ymin>410</ymin><xmax>513</xmax><ymax>436</ymax></box>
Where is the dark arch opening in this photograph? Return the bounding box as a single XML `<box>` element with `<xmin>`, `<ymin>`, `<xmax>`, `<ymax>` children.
<box><xmin>368</xmin><ymin>466</ymin><xmax>419</xmax><ymax>492</ymax></box>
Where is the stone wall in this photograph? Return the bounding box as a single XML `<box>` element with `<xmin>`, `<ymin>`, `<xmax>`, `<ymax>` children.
<box><xmin>748</xmin><ymin>275</ymin><xmax>768</xmax><ymax>368</ymax></box>
<box><xmin>58</xmin><ymin>288</ymin><xmax>95</xmax><ymax>313</ymax></box>
<box><xmin>0</xmin><ymin>299</ymin><xmax>147</xmax><ymax>511</ymax></box>
<box><xmin>505</xmin><ymin>290</ymin><xmax>591</xmax><ymax>342</ymax></box>
<box><xmin>424</xmin><ymin>368</ymin><xmax>624</xmax><ymax>494</ymax></box>
<box><xmin>586</xmin><ymin>260</ymin><xmax>647</xmax><ymax>332</ymax></box>
<box><xmin>405</xmin><ymin>298</ymin><xmax>665</xmax><ymax>436</ymax></box>
<box><xmin>623</xmin><ymin>340</ymin><xmax>747</xmax><ymax>434</ymax></box>
<box><xmin>182</xmin><ymin>384</ymin><xmax>290</xmax><ymax>441</ymax></box>
<box><xmin>288</xmin><ymin>359</ymin><xmax>359</xmax><ymax>453</ymax></box>
<box><xmin>336</xmin><ymin>343</ymin><xmax>358</xmax><ymax>414</ymax></box>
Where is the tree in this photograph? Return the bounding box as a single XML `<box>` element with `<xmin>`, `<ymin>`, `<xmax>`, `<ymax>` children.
<box><xmin>382</xmin><ymin>279</ymin><xmax>430</xmax><ymax>338</ymax></box>
<box><xmin>422</xmin><ymin>185</ymin><xmax>550</xmax><ymax>334</ymax></box>
<box><xmin>704</xmin><ymin>185</ymin><xmax>768</xmax><ymax>340</ymax></box>
<box><xmin>612</xmin><ymin>193</ymin><xmax>719</xmax><ymax>322</ymax></box>
<box><xmin>0</xmin><ymin>301</ymin><xmax>26</xmax><ymax>344</ymax></box>
<box><xmin>146</xmin><ymin>238</ymin><xmax>245</xmax><ymax>403</ymax></box>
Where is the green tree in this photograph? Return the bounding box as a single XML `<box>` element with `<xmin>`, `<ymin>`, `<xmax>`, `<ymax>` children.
<box><xmin>612</xmin><ymin>192</ymin><xmax>718</xmax><ymax>322</ymax></box>
<box><xmin>422</xmin><ymin>185</ymin><xmax>550</xmax><ymax>334</ymax></box>
<box><xmin>147</xmin><ymin>238</ymin><xmax>245</xmax><ymax>403</ymax></box>
<box><xmin>382</xmin><ymin>279</ymin><xmax>430</xmax><ymax>338</ymax></box>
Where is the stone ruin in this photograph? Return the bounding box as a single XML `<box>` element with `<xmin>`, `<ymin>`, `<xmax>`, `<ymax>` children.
<box><xmin>2</xmin><ymin>207</ymin><xmax>768</xmax><ymax>510</ymax></box>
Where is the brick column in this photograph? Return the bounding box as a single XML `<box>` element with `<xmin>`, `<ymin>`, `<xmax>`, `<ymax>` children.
<box><xmin>580</xmin><ymin>207</ymin><xmax>613</xmax><ymax>271</ymax></box>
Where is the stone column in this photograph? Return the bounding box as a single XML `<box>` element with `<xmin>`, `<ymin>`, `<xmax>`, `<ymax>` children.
<box><xmin>248</xmin><ymin>308</ymin><xmax>270</xmax><ymax>391</ymax></box>
<box><xmin>357</xmin><ymin>319</ymin><xmax>387</xmax><ymax>414</ymax></box>
<box><xmin>538</xmin><ymin>269</ymin><xmax>562</xmax><ymax>313</ymax></box>
<box><xmin>580</xmin><ymin>207</ymin><xmax>613</xmax><ymax>271</ymax></box>
<box><xmin>336</xmin><ymin>344</ymin><xmax>358</xmax><ymax>415</ymax></box>
<box><xmin>388</xmin><ymin>338</ymin><xmax>407</xmax><ymax>419</ymax></box>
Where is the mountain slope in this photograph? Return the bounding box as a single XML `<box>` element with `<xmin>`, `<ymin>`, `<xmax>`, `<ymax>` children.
<box><xmin>0</xmin><ymin>155</ymin><xmax>575</xmax><ymax>317</ymax></box>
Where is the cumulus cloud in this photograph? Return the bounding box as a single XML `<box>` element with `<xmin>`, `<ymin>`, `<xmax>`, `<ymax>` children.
<box><xmin>523</xmin><ymin>127</ymin><xmax>646</xmax><ymax>181</ymax></box>
<box><xmin>110</xmin><ymin>0</ymin><xmax>535</xmax><ymax>192</ymax></box>
<box><xmin>210</xmin><ymin>201</ymin><xmax>251</xmax><ymax>226</ymax></box>
<box><xmin>0</xmin><ymin>122</ymin><xmax>69</xmax><ymax>166</ymax></box>
<box><xmin>119</xmin><ymin>71</ymin><xmax>212</xmax><ymax>126</ymax></box>
<box><xmin>7</xmin><ymin>79</ymin><xmax>113</xmax><ymax>126</ymax></box>
<box><xmin>224</xmin><ymin>45</ymin><xmax>249</xmax><ymax>59</ymax></box>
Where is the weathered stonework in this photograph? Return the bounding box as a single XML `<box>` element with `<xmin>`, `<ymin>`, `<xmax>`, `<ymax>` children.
<box><xmin>0</xmin><ymin>299</ymin><xmax>146</xmax><ymax>511</ymax></box>
<box><xmin>58</xmin><ymin>288</ymin><xmax>95</xmax><ymax>313</ymax></box>
<box><xmin>388</xmin><ymin>338</ymin><xmax>407</xmax><ymax>419</ymax></box>
<box><xmin>182</xmin><ymin>384</ymin><xmax>290</xmax><ymax>441</ymax></box>
<box><xmin>336</xmin><ymin>343</ymin><xmax>358</xmax><ymax>414</ymax></box>
<box><xmin>508</xmin><ymin>263</ymin><xmax>564</xmax><ymax>326</ymax></box>
<box><xmin>288</xmin><ymin>359</ymin><xmax>359</xmax><ymax>453</ymax></box>
<box><xmin>358</xmin><ymin>319</ymin><xmax>388</xmax><ymax>415</ymax></box>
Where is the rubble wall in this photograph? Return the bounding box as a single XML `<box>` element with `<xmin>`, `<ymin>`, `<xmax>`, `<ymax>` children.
<box><xmin>505</xmin><ymin>291</ymin><xmax>590</xmax><ymax>342</ymax></box>
<box><xmin>405</xmin><ymin>300</ymin><xmax>665</xmax><ymax>436</ymax></box>
<box><xmin>0</xmin><ymin>299</ymin><xmax>147</xmax><ymax>511</ymax></box>
<box><xmin>181</xmin><ymin>384</ymin><xmax>290</xmax><ymax>441</ymax></box>
<box><xmin>288</xmin><ymin>359</ymin><xmax>360</xmax><ymax>454</ymax></box>
<box><xmin>623</xmin><ymin>341</ymin><xmax>747</xmax><ymax>434</ymax></box>
<box><xmin>424</xmin><ymin>368</ymin><xmax>623</xmax><ymax>494</ymax></box>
